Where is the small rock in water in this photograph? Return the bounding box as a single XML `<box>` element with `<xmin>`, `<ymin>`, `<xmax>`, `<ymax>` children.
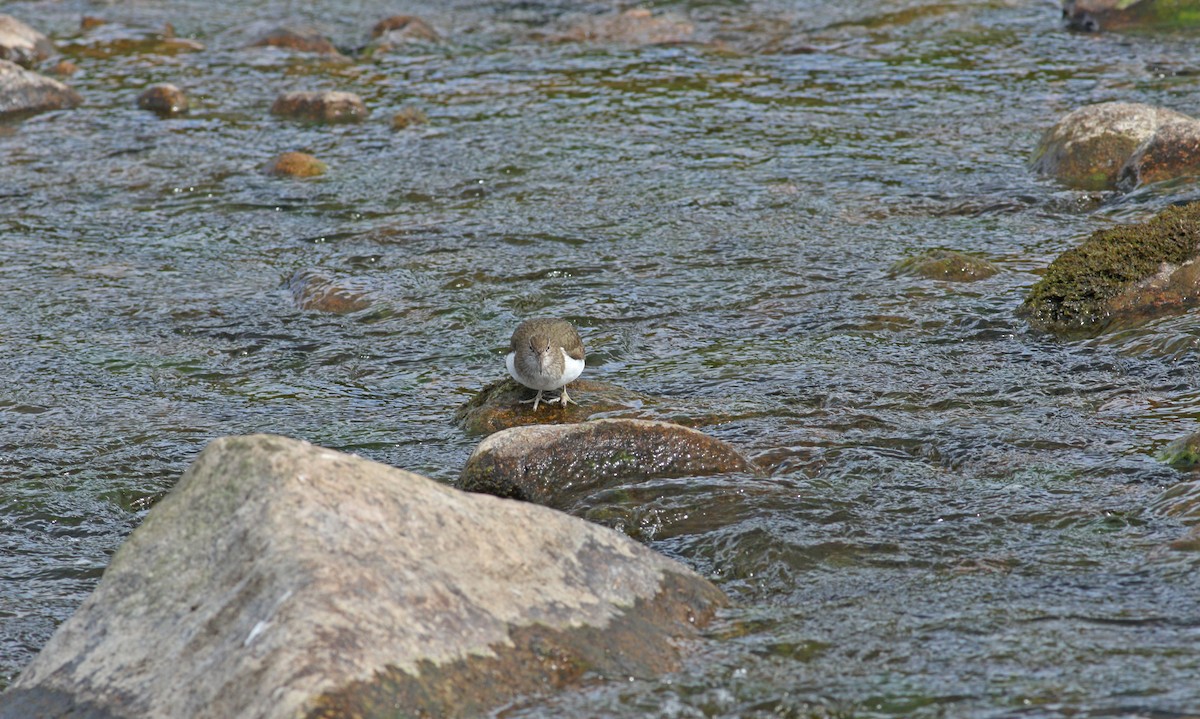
<box><xmin>267</xmin><ymin>151</ymin><xmax>328</xmax><ymax>178</ymax></box>
<box><xmin>371</xmin><ymin>14</ymin><xmax>439</xmax><ymax>44</ymax></box>
<box><xmin>456</xmin><ymin>378</ymin><xmax>647</xmax><ymax>435</ymax></box>
<box><xmin>1156</xmin><ymin>431</ymin><xmax>1200</xmax><ymax>469</ymax></box>
<box><xmin>0</xmin><ymin>434</ymin><xmax>726</xmax><ymax>719</ymax></box>
<box><xmin>137</xmin><ymin>83</ymin><xmax>189</xmax><ymax>116</ymax></box>
<box><xmin>460</xmin><ymin>418</ymin><xmax>757</xmax><ymax>508</ymax></box>
<box><xmin>1032</xmin><ymin>102</ymin><xmax>1200</xmax><ymax>191</ymax></box>
<box><xmin>0</xmin><ymin>14</ymin><xmax>53</xmax><ymax>68</ymax></box>
<box><xmin>391</xmin><ymin>105</ymin><xmax>427</xmax><ymax>129</ymax></box>
<box><xmin>270</xmin><ymin>90</ymin><xmax>367</xmax><ymax>124</ymax></box>
<box><xmin>249</xmin><ymin>26</ymin><xmax>343</xmax><ymax>56</ymax></box>
<box><xmin>0</xmin><ymin>59</ymin><xmax>82</xmax><ymax>118</ymax></box>
<box><xmin>48</xmin><ymin>59</ymin><xmax>77</xmax><ymax>76</ymax></box>
<box><xmin>890</xmin><ymin>249</ymin><xmax>999</xmax><ymax>282</ymax></box>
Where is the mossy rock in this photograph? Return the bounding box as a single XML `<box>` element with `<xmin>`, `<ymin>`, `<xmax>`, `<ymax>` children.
<box><xmin>1019</xmin><ymin>202</ymin><xmax>1200</xmax><ymax>337</ymax></box>
<box><xmin>1156</xmin><ymin>431</ymin><xmax>1200</xmax><ymax>470</ymax></box>
<box><xmin>1063</xmin><ymin>0</ymin><xmax>1200</xmax><ymax>31</ymax></box>
<box><xmin>455</xmin><ymin>378</ymin><xmax>647</xmax><ymax>435</ymax></box>
<box><xmin>890</xmin><ymin>249</ymin><xmax>998</xmax><ymax>282</ymax></box>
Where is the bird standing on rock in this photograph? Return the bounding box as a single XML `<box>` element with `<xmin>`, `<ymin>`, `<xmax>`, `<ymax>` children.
<box><xmin>505</xmin><ymin>318</ymin><xmax>585</xmax><ymax>411</ymax></box>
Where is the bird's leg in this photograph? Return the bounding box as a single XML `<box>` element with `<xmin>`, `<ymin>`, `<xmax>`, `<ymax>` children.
<box><xmin>557</xmin><ymin>386</ymin><xmax>578</xmax><ymax>407</ymax></box>
<box><xmin>518</xmin><ymin>390</ymin><xmax>545</xmax><ymax>411</ymax></box>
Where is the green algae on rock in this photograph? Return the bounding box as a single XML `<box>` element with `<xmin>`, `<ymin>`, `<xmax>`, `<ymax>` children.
<box><xmin>1156</xmin><ymin>431</ymin><xmax>1200</xmax><ymax>470</ymax></box>
<box><xmin>1019</xmin><ymin>202</ymin><xmax>1200</xmax><ymax>337</ymax></box>
<box><xmin>890</xmin><ymin>249</ymin><xmax>998</xmax><ymax>282</ymax></box>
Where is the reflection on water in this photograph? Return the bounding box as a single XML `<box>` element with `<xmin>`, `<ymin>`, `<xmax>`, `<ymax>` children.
<box><xmin>4</xmin><ymin>0</ymin><xmax>1200</xmax><ymax>715</ymax></box>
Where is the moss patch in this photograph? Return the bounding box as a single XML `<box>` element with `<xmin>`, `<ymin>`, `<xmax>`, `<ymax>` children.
<box><xmin>1019</xmin><ymin>201</ymin><xmax>1200</xmax><ymax>336</ymax></box>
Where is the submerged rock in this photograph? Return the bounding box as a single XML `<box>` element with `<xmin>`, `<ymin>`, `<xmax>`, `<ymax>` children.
<box><xmin>0</xmin><ymin>15</ymin><xmax>53</xmax><ymax>68</ymax></box>
<box><xmin>136</xmin><ymin>83</ymin><xmax>188</xmax><ymax>117</ymax></box>
<box><xmin>0</xmin><ymin>60</ymin><xmax>81</xmax><ymax>117</ymax></box>
<box><xmin>249</xmin><ymin>26</ymin><xmax>343</xmax><ymax>56</ymax></box>
<box><xmin>1062</xmin><ymin>0</ymin><xmax>1200</xmax><ymax>31</ymax></box>
<box><xmin>63</xmin><ymin>21</ymin><xmax>204</xmax><ymax>58</ymax></box>
<box><xmin>1032</xmin><ymin>102</ymin><xmax>1200</xmax><ymax>191</ymax></box>
<box><xmin>0</xmin><ymin>434</ymin><xmax>726</xmax><ymax>719</ymax></box>
<box><xmin>268</xmin><ymin>152</ymin><xmax>328</xmax><ymax>179</ymax></box>
<box><xmin>287</xmin><ymin>270</ymin><xmax>370</xmax><ymax>313</ymax></box>
<box><xmin>271</xmin><ymin>90</ymin><xmax>367</xmax><ymax>124</ymax></box>
<box><xmin>391</xmin><ymin>105</ymin><xmax>427</xmax><ymax>130</ymax></box>
<box><xmin>456</xmin><ymin>378</ymin><xmax>647</xmax><ymax>435</ymax></box>
<box><xmin>890</xmin><ymin>249</ymin><xmax>999</xmax><ymax>282</ymax></box>
<box><xmin>551</xmin><ymin>8</ymin><xmax>695</xmax><ymax>45</ymax></box>
<box><xmin>1019</xmin><ymin>202</ymin><xmax>1200</xmax><ymax>337</ymax></box>
<box><xmin>459</xmin><ymin>418</ymin><xmax>756</xmax><ymax>508</ymax></box>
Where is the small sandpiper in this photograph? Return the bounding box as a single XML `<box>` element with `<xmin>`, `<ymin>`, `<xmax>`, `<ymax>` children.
<box><xmin>505</xmin><ymin>318</ymin><xmax>585</xmax><ymax>411</ymax></box>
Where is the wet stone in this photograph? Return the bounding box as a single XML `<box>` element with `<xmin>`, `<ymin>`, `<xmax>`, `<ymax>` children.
<box><xmin>890</xmin><ymin>249</ymin><xmax>999</xmax><ymax>282</ymax></box>
<box><xmin>287</xmin><ymin>270</ymin><xmax>369</xmax><ymax>313</ymax></box>
<box><xmin>1019</xmin><ymin>201</ymin><xmax>1200</xmax><ymax>337</ymax></box>
<box><xmin>64</xmin><ymin>21</ymin><xmax>204</xmax><ymax>58</ymax></box>
<box><xmin>391</xmin><ymin>105</ymin><xmax>427</xmax><ymax>130</ymax></box>
<box><xmin>270</xmin><ymin>90</ymin><xmax>367</xmax><ymax>124</ymax></box>
<box><xmin>47</xmin><ymin>59</ymin><xmax>77</xmax><ymax>76</ymax></box>
<box><xmin>0</xmin><ymin>60</ymin><xmax>81</xmax><ymax>118</ymax></box>
<box><xmin>0</xmin><ymin>14</ymin><xmax>53</xmax><ymax>69</ymax></box>
<box><xmin>0</xmin><ymin>435</ymin><xmax>726</xmax><ymax>719</ymax></box>
<box><xmin>1156</xmin><ymin>431</ymin><xmax>1200</xmax><ymax>470</ymax></box>
<box><xmin>1032</xmin><ymin>102</ymin><xmax>1181</xmax><ymax>190</ymax></box>
<box><xmin>249</xmin><ymin>26</ymin><xmax>343</xmax><ymax>56</ymax></box>
<box><xmin>455</xmin><ymin>378</ymin><xmax>649</xmax><ymax>435</ymax></box>
<box><xmin>459</xmin><ymin>418</ymin><xmax>757</xmax><ymax>509</ymax></box>
<box><xmin>1119</xmin><ymin>119</ymin><xmax>1200</xmax><ymax>189</ymax></box>
<box><xmin>136</xmin><ymin>83</ymin><xmax>188</xmax><ymax>117</ymax></box>
<box><xmin>370</xmin><ymin>14</ymin><xmax>439</xmax><ymax>48</ymax></box>
<box><xmin>267</xmin><ymin>151</ymin><xmax>328</xmax><ymax>178</ymax></box>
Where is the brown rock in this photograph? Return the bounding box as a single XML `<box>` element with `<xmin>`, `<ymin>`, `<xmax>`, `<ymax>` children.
<box><xmin>287</xmin><ymin>270</ymin><xmax>369</xmax><ymax>313</ymax></box>
<box><xmin>136</xmin><ymin>83</ymin><xmax>188</xmax><ymax>117</ymax></box>
<box><xmin>48</xmin><ymin>59</ymin><xmax>77</xmax><ymax>76</ymax></box>
<box><xmin>455</xmin><ymin>378</ymin><xmax>649</xmax><ymax>435</ymax></box>
<box><xmin>1119</xmin><ymin>119</ymin><xmax>1200</xmax><ymax>188</ymax></box>
<box><xmin>249</xmin><ymin>26</ymin><xmax>343</xmax><ymax>56</ymax></box>
<box><xmin>270</xmin><ymin>90</ymin><xmax>367</xmax><ymax>124</ymax></box>
<box><xmin>267</xmin><ymin>151</ymin><xmax>328</xmax><ymax>179</ymax></box>
<box><xmin>1031</xmin><ymin>102</ymin><xmax>1191</xmax><ymax>190</ymax></box>
<box><xmin>0</xmin><ymin>435</ymin><xmax>725</xmax><ymax>719</ymax></box>
<box><xmin>552</xmin><ymin>8</ymin><xmax>695</xmax><ymax>45</ymax></box>
<box><xmin>371</xmin><ymin>15</ymin><xmax>439</xmax><ymax>42</ymax></box>
<box><xmin>459</xmin><ymin>418</ymin><xmax>757</xmax><ymax>508</ymax></box>
<box><xmin>391</xmin><ymin>105</ymin><xmax>427</xmax><ymax>129</ymax></box>
<box><xmin>0</xmin><ymin>60</ymin><xmax>81</xmax><ymax>117</ymax></box>
<box><xmin>0</xmin><ymin>15</ymin><xmax>53</xmax><ymax>68</ymax></box>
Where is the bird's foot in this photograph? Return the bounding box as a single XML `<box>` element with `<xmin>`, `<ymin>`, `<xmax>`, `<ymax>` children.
<box><xmin>518</xmin><ymin>391</ymin><xmax>546</xmax><ymax>411</ymax></box>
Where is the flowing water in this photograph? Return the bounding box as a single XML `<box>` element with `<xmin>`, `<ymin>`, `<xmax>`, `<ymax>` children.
<box><xmin>4</xmin><ymin>0</ymin><xmax>1200</xmax><ymax>715</ymax></box>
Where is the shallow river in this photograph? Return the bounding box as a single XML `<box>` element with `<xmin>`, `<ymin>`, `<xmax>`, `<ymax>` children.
<box><xmin>4</xmin><ymin>0</ymin><xmax>1200</xmax><ymax>716</ymax></box>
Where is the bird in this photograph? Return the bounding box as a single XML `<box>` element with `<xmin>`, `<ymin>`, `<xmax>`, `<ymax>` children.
<box><xmin>505</xmin><ymin>318</ymin><xmax>585</xmax><ymax>411</ymax></box>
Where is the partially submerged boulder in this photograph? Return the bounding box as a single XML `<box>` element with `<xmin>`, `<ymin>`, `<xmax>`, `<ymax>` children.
<box><xmin>1062</xmin><ymin>0</ymin><xmax>1200</xmax><ymax>31</ymax></box>
<box><xmin>250</xmin><ymin>26</ymin><xmax>344</xmax><ymax>56</ymax></box>
<box><xmin>1019</xmin><ymin>202</ymin><xmax>1200</xmax><ymax>337</ymax></box>
<box><xmin>268</xmin><ymin>152</ymin><xmax>328</xmax><ymax>179</ymax></box>
<box><xmin>0</xmin><ymin>434</ymin><xmax>726</xmax><ymax>719</ymax></box>
<box><xmin>0</xmin><ymin>59</ymin><xmax>81</xmax><ymax>117</ymax></box>
<box><xmin>136</xmin><ymin>83</ymin><xmax>188</xmax><ymax>117</ymax></box>
<box><xmin>1031</xmin><ymin>102</ymin><xmax>1200</xmax><ymax>191</ymax></box>
<box><xmin>271</xmin><ymin>90</ymin><xmax>367</xmax><ymax>124</ymax></box>
<box><xmin>63</xmin><ymin>20</ymin><xmax>204</xmax><ymax>58</ymax></box>
<box><xmin>890</xmin><ymin>249</ymin><xmax>998</xmax><ymax>282</ymax></box>
<box><xmin>0</xmin><ymin>14</ymin><xmax>53</xmax><ymax>68</ymax></box>
<box><xmin>460</xmin><ymin>418</ymin><xmax>756</xmax><ymax>508</ymax></box>
<box><xmin>550</xmin><ymin>8</ymin><xmax>695</xmax><ymax>45</ymax></box>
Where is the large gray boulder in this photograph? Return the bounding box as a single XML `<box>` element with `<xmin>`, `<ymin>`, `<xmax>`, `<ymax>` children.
<box><xmin>0</xmin><ymin>59</ymin><xmax>80</xmax><ymax>117</ymax></box>
<box><xmin>0</xmin><ymin>434</ymin><xmax>726</xmax><ymax>719</ymax></box>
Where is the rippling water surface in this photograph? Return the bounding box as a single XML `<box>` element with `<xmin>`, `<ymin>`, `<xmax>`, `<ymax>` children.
<box><xmin>4</xmin><ymin>0</ymin><xmax>1200</xmax><ymax>715</ymax></box>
